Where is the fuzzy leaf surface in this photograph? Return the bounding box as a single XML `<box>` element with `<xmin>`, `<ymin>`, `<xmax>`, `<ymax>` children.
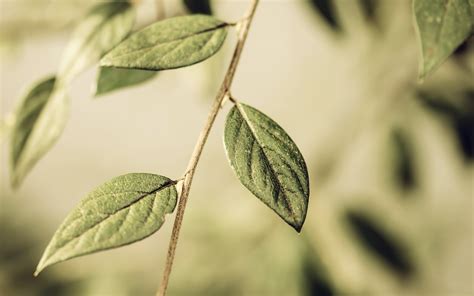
<box><xmin>95</xmin><ymin>67</ymin><xmax>157</xmax><ymax>96</ymax></box>
<box><xmin>224</xmin><ymin>103</ymin><xmax>310</xmax><ymax>232</ymax></box>
<box><xmin>35</xmin><ymin>173</ymin><xmax>177</xmax><ymax>275</ymax></box>
<box><xmin>414</xmin><ymin>0</ymin><xmax>473</xmax><ymax>78</ymax></box>
<box><xmin>58</xmin><ymin>2</ymin><xmax>135</xmax><ymax>83</ymax></box>
<box><xmin>100</xmin><ymin>15</ymin><xmax>228</xmax><ymax>71</ymax></box>
<box><xmin>10</xmin><ymin>77</ymin><xmax>69</xmax><ymax>187</ymax></box>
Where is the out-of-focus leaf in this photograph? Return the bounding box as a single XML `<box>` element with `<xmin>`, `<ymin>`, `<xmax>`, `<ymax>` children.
<box><xmin>184</xmin><ymin>0</ymin><xmax>212</xmax><ymax>15</ymax></box>
<box><xmin>413</xmin><ymin>0</ymin><xmax>474</xmax><ymax>79</ymax></box>
<box><xmin>417</xmin><ymin>90</ymin><xmax>474</xmax><ymax>160</ymax></box>
<box><xmin>35</xmin><ymin>173</ymin><xmax>177</xmax><ymax>275</ymax></box>
<box><xmin>58</xmin><ymin>2</ymin><xmax>135</xmax><ymax>83</ymax></box>
<box><xmin>359</xmin><ymin>0</ymin><xmax>378</xmax><ymax>23</ymax></box>
<box><xmin>95</xmin><ymin>67</ymin><xmax>157</xmax><ymax>96</ymax></box>
<box><xmin>100</xmin><ymin>15</ymin><xmax>228</xmax><ymax>71</ymax></box>
<box><xmin>224</xmin><ymin>103</ymin><xmax>310</xmax><ymax>232</ymax></box>
<box><xmin>346</xmin><ymin>211</ymin><xmax>415</xmax><ymax>278</ymax></box>
<box><xmin>301</xmin><ymin>250</ymin><xmax>334</xmax><ymax>296</ymax></box>
<box><xmin>309</xmin><ymin>0</ymin><xmax>342</xmax><ymax>32</ymax></box>
<box><xmin>10</xmin><ymin>77</ymin><xmax>69</xmax><ymax>188</ymax></box>
<box><xmin>391</xmin><ymin>129</ymin><xmax>416</xmax><ymax>191</ymax></box>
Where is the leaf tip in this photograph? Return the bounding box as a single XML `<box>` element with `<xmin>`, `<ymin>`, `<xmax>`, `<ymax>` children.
<box><xmin>295</xmin><ymin>225</ymin><xmax>303</xmax><ymax>233</ymax></box>
<box><xmin>291</xmin><ymin>219</ymin><xmax>305</xmax><ymax>233</ymax></box>
<box><xmin>417</xmin><ymin>63</ymin><xmax>430</xmax><ymax>82</ymax></box>
<box><xmin>34</xmin><ymin>252</ymin><xmax>54</xmax><ymax>276</ymax></box>
<box><xmin>34</xmin><ymin>261</ymin><xmax>46</xmax><ymax>277</ymax></box>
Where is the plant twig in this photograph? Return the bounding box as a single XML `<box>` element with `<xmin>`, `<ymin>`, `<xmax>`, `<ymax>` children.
<box><xmin>156</xmin><ymin>0</ymin><xmax>260</xmax><ymax>295</ymax></box>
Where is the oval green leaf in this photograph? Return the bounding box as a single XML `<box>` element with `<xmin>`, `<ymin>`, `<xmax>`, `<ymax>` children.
<box><xmin>10</xmin><ymin>77</ymin><xmax>69</xmax><ymax>188</ymax></box>
<box><xmin>35</xmin><ymin>173</ymin><xmax>178</xmax><ymax>275</ymax></box>
<box><xmin>58</xmin><ymin>2</ymin><xmax>135</xmax><ymax>83</ymax></box>
<box><xmin>95</xmin><ymin>67</ymin><xmax>158</xmax><ymax>96</ymax></box>
<box><xmin>100</xmin><ymin>15</ymin><xmax>228</xmax><ymax>71</ymax></box>
<box><xmin>224</xmin><ymin>103</ymin><xmax>310</xmax><ymax>232</ymax></box>
<box><xmin>414</xmin><ymin>0</ymin><xmax>474</xmax><ymax>79</ymax></box>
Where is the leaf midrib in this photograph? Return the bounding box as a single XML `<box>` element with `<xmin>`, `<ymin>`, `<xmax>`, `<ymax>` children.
<box><xmin>103</xmin><ymin>23</ymin><xmax>227</xmax><ymax>62</ymax></box>
<box><xmin>235</xmin><ymin>104</ymin><xmax>298</xmax><ymax>223</ymax></box>
<box><xmin>49</xmin><ymin>180</ymin><xmax>175</xmax><ymax>255</ymax></box>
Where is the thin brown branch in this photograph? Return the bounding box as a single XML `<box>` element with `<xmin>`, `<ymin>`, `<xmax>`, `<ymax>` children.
<box><xmin>156</xmin><ymin>0</ymin><xmax>260</xmax><ymax>295</ymax></box>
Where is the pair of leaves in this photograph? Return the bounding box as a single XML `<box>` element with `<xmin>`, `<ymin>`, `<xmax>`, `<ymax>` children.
<box><xmin>95</xmin><ymin>14</ymin><xmax>227</xmax><ymax>95</ymax></box>
<box><xmin>95</xmin><ymin>14</ymin><xmax>229</xmax><ymax>94</ymax></box>
<box><xmin>11</xmin><ymin>2</ymin><xmax>136</xmax><ymax>187</ymax></box>
<box><xmin>35</xmin><ymin>173</ymin><xmax>177</xmax><ymax>275</ymax></box>
<box><xmin>414</xmin><ymin>0</ymin><xmax>474</xmax><ymax>79</ymax></box>
<box><xmin>36</xmin><ymin>103</ymin><xmax>311</xmax><ymax>275</ymax></box>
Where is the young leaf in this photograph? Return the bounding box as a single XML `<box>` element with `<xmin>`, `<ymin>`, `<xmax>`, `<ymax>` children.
<box><xmin>224</xmin><ymin>103</ymin><xmax>310</xmax><ymax>232</ymax></box>
<box><xmin>58</xmin><ymin>2</ymin><xmax>135</xmax><ymax>83</ymax></box>
<box><xmin>95</xmin><ymin>67</ymin><xmax>157</xmax><ymax>96</ymax></box>
<box><xmin>413</xmin><ymin>0</ymin><xmax>474</xmax><ymax>79</ymax></box>
<box><xmin>184</xmin><ymin>0</ymin><xmax>213</xmax><ymax>15</ymax></box>
<box><xmin>35</xmin><ymin>173</ymin><xmax>178</xmax><ymax>275</ymax></box>
<box><xmin>10</xmin><ymin>77</ymin><xmax>69</xmax><ymax>188</ymax></box>
<box><xmin>100</xmin><ymin>15</ymin><xmax>228</xmax><ymax>71</ymax></box>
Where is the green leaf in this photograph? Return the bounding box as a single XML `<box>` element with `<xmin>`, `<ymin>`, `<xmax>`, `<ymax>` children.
<box><xmin>224</xmin><ymin>103</ymin><xmax>310</xmax><ymax>232</ymax></box>
<box><xmin>95</xmin><ymin>67</ymin><xmax>157</xmax><ymax>96</ymax></box>
<box><xmin>184</xmin><ymin>0</ymin><xmax>213</xmax><ymax>15</ymax></box>
<box><xmin>10</xmin><ymin>77</ymin><xmax>69</xmax><ymax>188</ymax></box>
<box><xmin>100</xmin><ymin>15</ymin><xmax>228</xmax><ymax>71</ymax></box>
<box><xmin>35</xmin><ymin>173</ymin><xmax>177</xmax><ymax>275</ymax></box>
<box><xmin>413</xmin><ymin>0</ymin><xmax>474</xmax><ymax>79</ymax></box>
<box><xmin>58</xmin><ymin>2</ymin><xmax>135</xmax><ymax>83</ymax></box>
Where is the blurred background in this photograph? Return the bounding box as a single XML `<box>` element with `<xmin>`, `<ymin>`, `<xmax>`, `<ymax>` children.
<box><xmin>1</xmin><ymin>0</ymin><xmax>473</xmax><ymax>295</ymax></box>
